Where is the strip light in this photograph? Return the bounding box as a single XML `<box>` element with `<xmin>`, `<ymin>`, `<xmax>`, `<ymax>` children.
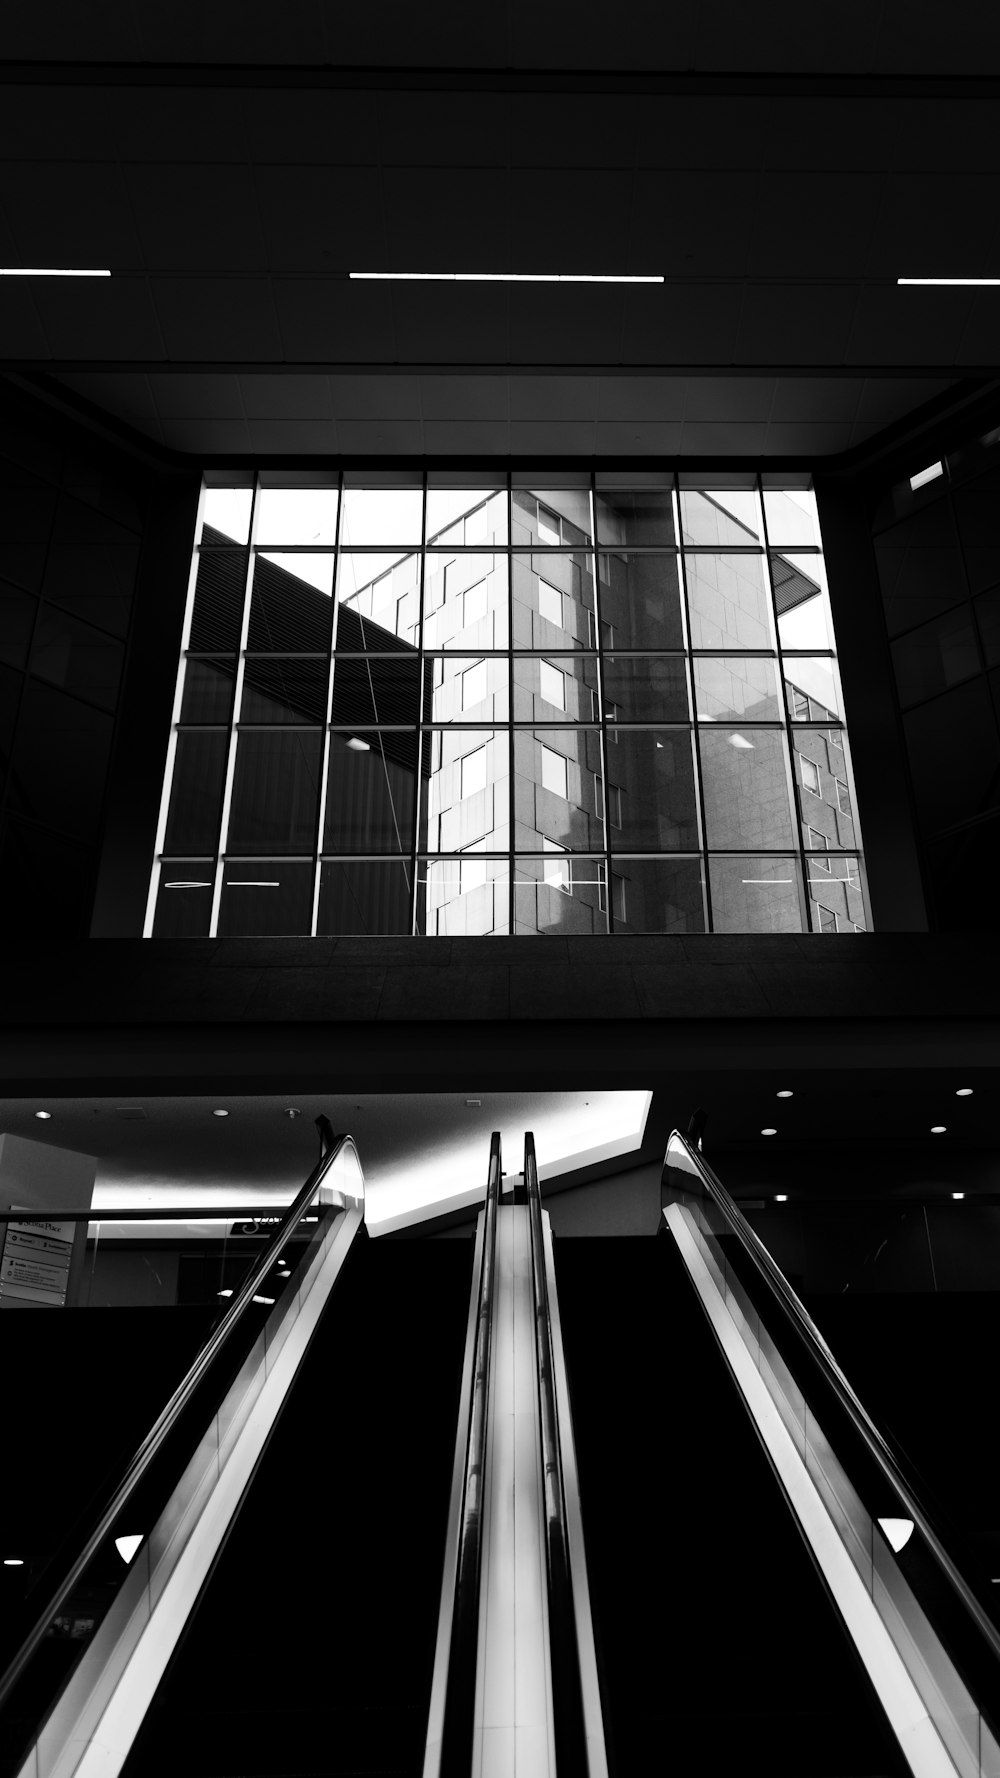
<box><xmin>0</xmin><ymin>267</ymin><xmax>111</xmax><ymax>277</ymax></box>
<box><xmin>349</xmin><ymin>271</ymin><xmax>663</xmax><ymax>284</ymax></box>
<box><xmin>897</xmin><ymin>277</ymin><xmax>1000</xmax><ymax>286</ymax></box>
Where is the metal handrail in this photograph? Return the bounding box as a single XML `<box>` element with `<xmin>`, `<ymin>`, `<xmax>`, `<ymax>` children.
<box><xmin>0</xmin><ymin>1123</ymin><xmax>358</xmax><ymax>1715</ymax></box>
<box><xmin>524</xmin><ymin>1132</ymin><xmax>588</xmax><ymax>1775</ymax></box>
<box><xmin>0</xmin><ymin>1207</ymin><xmax>328</xmax><ymax>1223</ymax></box>
<box><xmin>663</xmin><ymin>1128</ymin><xmax>1000</xmax><ymax>1679</ymax></box>
<box><xmin>439</xmin><ymin>1131</ymin><xmax>502</xmax><ymax>1778</ymax></box>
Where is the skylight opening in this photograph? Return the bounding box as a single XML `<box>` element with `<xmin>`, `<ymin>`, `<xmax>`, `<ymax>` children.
<box><xmin>349</xmin><ymin>272</ymin><xmax>663</xmax><ymax>284</ymax></box>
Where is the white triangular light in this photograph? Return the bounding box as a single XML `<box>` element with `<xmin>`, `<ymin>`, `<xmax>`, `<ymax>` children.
<box><xmin>878</xmin><ymin>1517</ymin><xmax>914</xmax><ymax>1553</ymax></box>
<box><xmin>115</xmin><ymin>1534</ymin><xmax>143</xmax><ymax>1565</ymax></box>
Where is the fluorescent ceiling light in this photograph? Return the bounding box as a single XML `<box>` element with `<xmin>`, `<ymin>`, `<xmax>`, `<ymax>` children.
<box><xmin>0</xmin><ymin>267</ymin><xmax>111</xmax><ymax>277</ymax></box>
<box><xmin>909</xmin><ymin>463</ymin><xmax>944</xmax><ymax>491</ymax></box>
<box><xmin>115</xmin><ymin>1534</ymin><xmax>143</xmax><ymax>1565</ymax></box>
<box><xmin>350</xmin><ymin>272</ymin><xmax>663</xmax><ymax>284</ymax></box>
<box><xmin>897</xmin><ymin>277</ymin><xmax>1000</xmax><ymax>286</ymax></box>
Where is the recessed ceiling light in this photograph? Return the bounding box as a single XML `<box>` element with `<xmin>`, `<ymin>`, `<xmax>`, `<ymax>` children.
<box><xmin>115</xmin><ymin>1534</ymin><xmax>143</xmax><ymax>1565</ymax></box>
<box><xmin>349</xmin><ymin>271</ymin><xmax>664</xmax><ymax>284</ymax></box>
<box><xmin>898</xmin><ymin>277</ymin><xmax>1000</xmax><ymax>286</ymax></box>
<box><xmin>952</xmin><ymin>1191</ymin><xmax>966</xmax><ymax>1201</ymax></box>
<box><xmin>761</xmin><ymin>1127</ymin><xmax>777</xmax><ymax>1136</ymax></box>
<box><xmin>877</xmin><ymin>1517</ymin><xmax>914</xmax><ymax>1553</ymax></box>
<box><xmin>956</xmin><ymin>1088</ymin><xmax>973</xmax><ymax>1097</ymax></box>
<box><xmin>0</xmin><ymin>267</ymin><xmax>111</xmax><ymax>277</ymax></box>
<box><xmin>284</xmin><ymin>1107</ymin><xmax>301</xmax><ymax>1119</ymax></box>
<box><xmin>217</xmin><ymin>1288</ymin><xmax>234</xmax><ymax>1298</ymax></box>
<box><xmin>346</xmin><ymin>736</ymin><xmax>371</xmax><ymax>752</ymax></box>
<box><xmin>931</xmin><ymin>1125</ymin><xmax>947</xmax><ymax>1134</ymax></box>
<box><xmin>3</xmin><ymin>1558</ymin><xmax>24</xmax><ymax>1567</ymax></box>
<box><xmin>909</xmin><ymin>462</ymin><xmax>944</xmax><ymax>491</ymax></box>
<box><xmin>212</xmin><ymin>1109</ymin><xmax>229</xmax><ymax>1118</ymax></box>
<box><xmin>775</xmin><ymin>1193</ymin><xmax>788</xmax><ymax>1202</ymax></box>
<box><xmin>465</xmin><ymin>1099</ymin><xmax>482</xmax><ymax>1107</ymax></box>
<box><xmin>34</xmin><ymin>1110</ymin><xmax>52</xmax><ymax>1120</ymax></box>
<box><xmin>252</xmin><ymin>1294</ymin><xmax>275</xmax><ymax>1306</ymax></box>
<box><xmin>776</xmin><ymin>1090</ymin><xmax>793</xmax><ymax>1099</ymax></box>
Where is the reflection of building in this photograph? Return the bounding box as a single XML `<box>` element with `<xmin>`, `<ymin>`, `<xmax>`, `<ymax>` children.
<box><xmin>149</xmin><ymin>479</ymin><xmax>867</xmax><ymax>939</ymax></box>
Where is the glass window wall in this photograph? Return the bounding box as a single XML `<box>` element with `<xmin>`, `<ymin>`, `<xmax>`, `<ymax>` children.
<box><xmin>148</xmin><ymin>473</ymin><xmax>869</xmax><ymax>936</ymax></box>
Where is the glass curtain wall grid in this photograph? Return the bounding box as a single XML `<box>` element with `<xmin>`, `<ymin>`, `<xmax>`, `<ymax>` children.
<box><xmin>146</xmin><ymin>474</ymin><xmax>870</xmax><ymax>938</ymax></box>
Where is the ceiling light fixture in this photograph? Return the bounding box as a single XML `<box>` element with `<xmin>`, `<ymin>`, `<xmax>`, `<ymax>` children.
<box><xmin>775</xmin><ymin>1193</ymin><xmax>788</xmax><ymax>1202</ymax></box>
<box><xmin>909</xmin><ymin>463</ymin><xmax>944</xmax><ymax>491</ymax></box>
<box><xmin>878</xmin><ymin>1517</ymin><xmax>914</xmax><ymax>1553</ymax></box>
<box><xmin>897</xmin><ymin>277</ymin><xmax>1000</xmax><ymax>286</ymax></box>
<box><xmin>2</xmin><ymin>1558</ymin><xmax>24</xmax><ymax>1567</ymax></box>
<box><xmin>217</xmin><ymin>1288</ymin><xmax>233</xmax><ymax>1298</ymax></box>
<box><xmin>212</xmin><ymin>1108</ymin><xmax>229</xmax><ymax>1118</ymax></box>
<box><xmin>951</xmin><ymin>1191</ymin><xmax>965</xmax><ymax>1200</ymax></box>
<box><xmin>253</xmin><ymin>1294</ymin><xmax>275</xmax><ymax>1306</ymax></box>
<box><xmin>761</xmin><ymin>1127</ymin><xmax>777</xmax><ymax>1137</ymax></box>
<box><xmin>0</xmin><ymin>267</ymin><xmax>111</xmax><ymax>277</ymax></box>
<box><xmin>776</xmin><ymin>1090</ymin><xmax>794</xmax><ymax>1099</ymax></box>
<box><xmin>931</xmin><ymin>1125</ymin><xmax>947</xmax><ymax>1134</ymax></box>
<box><xmin>956</xmin><ymin>1088</ymin><xmax>974</xmax><ymax>1097</ymax></box>
<box><xmin>350</xmin><ymin>271</ymin><xmax>664</xmax><ymax>284</ymax></box>
<box><xmin>115</xmin><ymin>1534</ymin><xmax>143</xmax><ymax>1565</ymax></box>
<box><xmin>34</xmin><ymin>1110</ymin><xmax>52</xmax><ymax>1120</ymax></box>
<box><xmin>346</xmin><ymin>737</ymin><xmax>371</xmax><ymax>752</ymax></box>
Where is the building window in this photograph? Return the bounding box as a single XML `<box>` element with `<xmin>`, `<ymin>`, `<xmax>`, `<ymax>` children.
<box><xmin>540</xmin><ymin>744</ymin><xmax>568</xmax><ymax>799</ymax></box>
<box><xmin>799</xmin><ymin>755</ymin><xmax>822</xmax><ymax>797</ymax></box>
<box><xmin>148</xmin><ymin>471</ymin><xmax>867</xmax><ymax>937</ymax></box>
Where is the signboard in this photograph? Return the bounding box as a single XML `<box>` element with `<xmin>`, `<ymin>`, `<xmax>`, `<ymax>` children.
<box><xmin>0</xmin><ymin>1215</ymin><xmax>75</xmax><ymax>1307</ymax></box>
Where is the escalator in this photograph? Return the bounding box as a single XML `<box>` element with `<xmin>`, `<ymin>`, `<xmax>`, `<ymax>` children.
<box><xmin>120</xmin><ymin>1228</ymin><xmax>473</xmax><ymax>1778</ymax></box>
<box><xmin>556</xmin><ymin>1233</ymin><xmax>910</xmax><ymax>1776</ymax></box>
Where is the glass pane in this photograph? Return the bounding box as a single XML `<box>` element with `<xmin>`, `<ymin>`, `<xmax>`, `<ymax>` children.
<box><xmin>793</xmin><ymin>736</ymin><xmax>855</xmax><ymax>848</ymax></box>
<box><xmin>693</xmin><ymin>656</ymin><xmax>780</xmax><ymax>722</ymax></box>
<box><xmin>771</xmin><ymin>553</ymin><xmax>835</xmax><ymax>650</ymax></box>
<box><xmin>699</xmin><ymin>729</ymin><xmax>796</xmax><ymax>849</ymax></box>
<box><xmin>42</xmin><ymin>539</ymin><xmax>139</xmax><ymax>638</ymax></box>
<box><xmin>807</xmin><ymin>857</ymin><xmax>868</xmax><ymax>933</ymax></box>
<box><xmin>762</xmin><ymin>488</ymin><xmax>820</xmax><ymax>549</ymax></box>
<box><xmin>341</xmin><ymin>487</ymin><xmax>423</xmax><ymax>546</ymax></box>
<box><xmin>219</xmin><ymin>861</ymin><xmax>314</xmax><ymax>936</ymax></box>
<box><xmin>0</xmin><ymin>585</ymin><xmax>35</xmax><ymax>668</ymax></box>
<box><xmin>227</xmin><ymin>731</ymin><xmax>322</xmax><ymax>853</ymax></box>
<box><xmin>423</xmin><ymin>730</ymin><xmax>509</xmax><ymax>853</ymax></box>
<box><xmin>595</xmin><ymin>489</ymin><xmax>676</xmax><ymax>548</ymax></box>
<box><xmin>607</xmin><ymin>728</ymin><xmax>700</xmax><ymax>851</ymax></box>
<box><xmin>257</xmin><ymin>552</ymin><xmax>335</xmax><ymax>598</ymax></box>
<box><xmin>511</xmin><ymin>552</ymin><xmax>595</xmax><ymax>652</ymax></box>
<box><xmin>318</xmin><ymin>859</ymin><xmax>413</xmax><ymax>935</ymax></box>
<box><xmin>891</xmin><ymin>610</ymin><xmax>980</xmax><ymax>709</ymax></box>
<box><xmin>152</xmin><ymin>863</ymin><xmax>214</xmax><ymax>937</ymax></box>
<box><xmin>680</xmin><ymin>488</ymin><xmax>761</xmax><ymax>547</ymax></box>
<box><xmin>611</xmin><ymin>857</ymin><xmax>706</xmax><ymax>934</ymax></box>
<box><xmin>164</xmin><ymin>730</ymin><xmax>228</xmax><ymax>854</ymax></box>
<box><xmin>325</xmin><ymin>731</ymin><xmax>417</xmax><ymax>854</ymax></box>
<box><xmin>422</xmin><ymin>552</ymin><xmax>509</xmax><ymax>650</ymax></box>
<box><xmin>874</xmin><ymin>503</ymin><xmax>966</xmax><ymax>638</ymax></box>
<box><xmin>417</xmin><ymin>858</ymin><xmax>509</xmax><ymax>935</ymax></box>
<box><xmin>241</xmin><ymin>658</ymin><xmax>330</xmax><ymax>725</ymax></box>
<box><xmin>903</xmin><ymin>680</ymin><xmax>1000</xmax><ymax>832</ymax></box>
<box><xmin>597</xmin><ymin>553</ymin><xmax>685</xmax><ymax>651</ymax></box>
<box><xmin>685</xmin><ymin>553</ymin><xmax>774</xmax><ymax>651</ymax></box>
<box><xmin>426</xmin><ymin>488</ymin><xmax>508</xmax><ymax>547</ymax></box>
<box><xmin>189</xmin><ymin>550</ymin><xmax>247</xmax><ymax>652</ymax></box>
<box><xmin>783</xmin><ymin>658</ymin><xmax>842</xmax><ymax>722</ymax></box>
<box><xmin>602</xmin><ymin>656</ymin><xmax>689</xmax><ymax>723</ymax></box>
<box><xmin>513</xmin><ymin>655</ymin><xmax>598</xmax><ymax>722</ymax></box>
<box><xmin>180</xmin><ymin>658</ymin><xmax>236</xmax><ymax>724</ymax></box>
<box><xmin>199</xmin><ymin>485</ymin><xmax>252</xmax><ymax>547</ymax></box>
<box><xmin>709</xmin><ymin>856</ymin><xmax>805</xmax><ymax>933</ymax></box>
<box><xmin>513</xmin><ymin>729</ymin><xmax>603</xmax><ymax>851</ymax></box>
<box><xmin>254</xmin><ymin>484</ymin><xmax>338</xmax><ymax>546</ymax></box>
<box><xmin>952</xmin><ymin>468</ymin><xmax>1000</xmax><ymax>592</ymax></box>
<box><xmin>975</xmin><ymin>587</ymin><xmax>1000</xmax><ymax>667</ymax></box>
<box><xmin>514</xmin><ymin>857</ymin><xmax>608</xmax><ymax>935</ymax></box>
<box><xmin>29</xmin><ymin>609</ymin><xmax>123</xmax><ymax>712</ymax></box>
<box><xmin>336</xmin><ymin>552</ymin><xmax>422</xmax><ymax>650</ymax></box>
<box><xmin>425</xmin><ymin>655</ymin><xmax>509</xmax><ymax>723</ymax></box>
<box><xmin>329</xmin><ymin>656</ymin><xmax>421</xmax><ymax>728</ymax></box>
<box><xmin>248</xmin><ymin>555</ymin><xmax>334</xmax><ymax>652</ymax></box>
<box><xmin>512</xmin><ymin>488</ymin><xmax>592</xmax><ymax>547</ymax></box>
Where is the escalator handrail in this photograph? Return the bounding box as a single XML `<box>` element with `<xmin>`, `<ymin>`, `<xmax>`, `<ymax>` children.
<box><xmin>524</xmin><ymin>1131</ymin><xmax>588</xmax><ymax>1775</ymax></box>
<box><xmin>439</xmin><ymin>1130</ymin><xmax>502</xmax><ymax>1778</ymax></box>
<box><xmin>0</xmin><ymin>1125</ymin><xmax>360</xmax><ymax>1715</ymax></box>
<box><xmin>663</xmin><ymin>1128</ymin><xmax>1000</xmax><ymax>1673</ymax></box>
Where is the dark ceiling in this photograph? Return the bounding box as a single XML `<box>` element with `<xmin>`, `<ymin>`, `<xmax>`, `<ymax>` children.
<box><xmin>3</xmin><ymin>10</ymin><xmax>1000</xmax><ymax>459</ymax></box>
